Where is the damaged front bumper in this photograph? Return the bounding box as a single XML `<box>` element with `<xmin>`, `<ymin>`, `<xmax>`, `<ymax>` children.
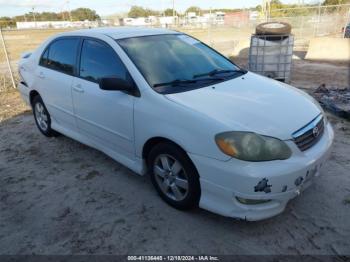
<box><xmin>189</xmin><ymin>122</ymin><xmax>334</xmax><ymax>221</ymax></box>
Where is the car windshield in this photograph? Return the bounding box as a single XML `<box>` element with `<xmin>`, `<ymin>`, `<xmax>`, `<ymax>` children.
<box><xmin>117</xmin><ymin>34</ymin><xmax>245</xmax><ymax>94</ymax></box>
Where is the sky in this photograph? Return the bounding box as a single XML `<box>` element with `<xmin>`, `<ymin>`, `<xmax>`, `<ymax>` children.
<box><xmin>0</xmin><ymin>0</ymin><xmax>317</xmax><ymax>18</ymax></box>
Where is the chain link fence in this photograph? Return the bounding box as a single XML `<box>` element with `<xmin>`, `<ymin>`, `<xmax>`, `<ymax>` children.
<box><xmin>171</xmin><ymin>4</ymin><xmax>350</xmax><ymax>56</ymax></box>
<box><xmin>1</xmin><ymin>4</ymin><xmax>349</xmax><ymax>93</ymax></box>
<box><xmin>269</xmin><ymin>4</ymin><xmax>350</xmax><ymax>43</ymax></box>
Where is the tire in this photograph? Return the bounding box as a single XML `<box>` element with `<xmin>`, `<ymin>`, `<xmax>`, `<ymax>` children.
<box><xmin>256</xmin><ymin>22</ymin><xmax>291</xmax><ymax>36</ymax></box>
<box><xmin>147</xmin><ymin>142</ymin><xmax>201</xmax><ymax>210</ymax></box>
<box><xmin>32</xmin><ymin>95</ymin><xmax>58</xmax><ymax>137</ymax></box>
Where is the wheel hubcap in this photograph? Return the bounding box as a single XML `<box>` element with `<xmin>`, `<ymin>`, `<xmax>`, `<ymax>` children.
<box><xmin>153</xmin><ymin>154</ymin><xmax>189</xmax><ymax>201</ymax></box>
<box><xmin>35</xmin><ymin>102</ymin><xmax>48</xmax><ymax>131</ymax></box>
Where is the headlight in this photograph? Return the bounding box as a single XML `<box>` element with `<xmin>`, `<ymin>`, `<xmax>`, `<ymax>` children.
<box><xmin>215</xmin><ymin>131</ymin><xmax>292</xmax><ymax>161</ymax></box>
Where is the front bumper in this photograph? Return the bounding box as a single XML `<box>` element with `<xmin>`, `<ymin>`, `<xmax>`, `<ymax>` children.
<box><xmin>189</xmin><ymin>122</ymin><xmax>334</xmax><ymax>221</ymax></box>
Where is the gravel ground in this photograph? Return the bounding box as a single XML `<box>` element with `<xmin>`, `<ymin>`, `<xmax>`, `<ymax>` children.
<box><xmin>0</xmin><ymin>60</ymin><xmax>349</xmax><ymax>255</ymax></box>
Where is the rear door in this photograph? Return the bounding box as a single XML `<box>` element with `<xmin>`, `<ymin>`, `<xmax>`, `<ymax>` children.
<box><xmin>35</xmin><ymin>37</ymin><xmax>80</xmax><ymax>132</ymax></box>
<box><xmin>71</xmin><ymin>38</ymin><xmax>135</xmax><ymax>159</ymax></box>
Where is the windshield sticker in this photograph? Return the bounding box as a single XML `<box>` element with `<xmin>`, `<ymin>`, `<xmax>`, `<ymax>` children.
<box><xmin>177</xmin><ymin>35</ymin><xmax>200</xmax><ymax>45</ymax></box>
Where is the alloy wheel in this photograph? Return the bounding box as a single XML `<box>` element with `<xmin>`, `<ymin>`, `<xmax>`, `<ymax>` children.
<box><xmin>153</xmin><ymin>154</ymin><xmax>189</xmax><ymax>201</ymax></box>
<box><xmin>35</xmin><ymin>102</ymin><xmax>48</xmax><ymax>131</ymax></box>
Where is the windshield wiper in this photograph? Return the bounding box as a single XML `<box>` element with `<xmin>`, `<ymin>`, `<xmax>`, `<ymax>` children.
<box><xmin>193</xmin><ymin>68</ymin><xmax>247</xmax><ymax>78</ymax></box>
<box><xmin>153</xmin><ymin>79</ymin><xmax>196</xmax><ymax>88</ymax></box>
<box><xmin>153</xmin><ymin>77</ymin><xmax>224</xmax><ymax>88</ymax></box>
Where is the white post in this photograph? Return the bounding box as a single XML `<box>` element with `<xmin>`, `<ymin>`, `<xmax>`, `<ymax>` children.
<box><xmin>67</xmin><ymin>0</ymin><xmax>72</xmax><ymax>22</ymax></box>
<box><xmin>316</xmin><ymin>1</ymin><xmax>322</xmax><ymax>36</ymax></box>
<box><xmin>32</xmin><ymin>7</ymin><xmax>37</xmax><ymax>28</ymax></box>
<box><xmin>300</xmin><ymin>15</ymin><xmax>305</xmax><ymax>40</ymax></box>
<box><xmin>172</xmin><ymin>0</ymin><xmax>176</xmax><ymax>27</ymax></box>
<box><xmin>0</xmin><ymin>28</ymin><xmax>16</xmax><ymax>89</ymax></box>
<box><xmin>172</xmin><ymin>0</ymin><xmax>175</xmax><ymax>18</ymax></box>
<box><xmin>344</xmin><ymin>8</ymin><xmax>350</xmax><ymax>38</ymax></box>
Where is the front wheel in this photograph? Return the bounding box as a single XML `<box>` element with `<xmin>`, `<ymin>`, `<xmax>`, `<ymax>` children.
<box><xmin>148</xmin><ymin>143</ymin><xmax>201</xmax><ymax>210</ymax></box>
<box><xmin>32</xmin><ymin>95</ymin><xmax>58</xmax><ymax>137</ymax></box>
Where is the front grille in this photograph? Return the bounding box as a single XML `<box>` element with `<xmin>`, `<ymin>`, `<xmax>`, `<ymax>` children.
<box><xmin>292</xmin><ymin>115</ymin><xmax>325</xmax><ymax>151</ymax></box>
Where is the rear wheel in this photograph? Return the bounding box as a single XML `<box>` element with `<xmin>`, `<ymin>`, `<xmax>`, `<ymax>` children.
<box><xmin>32</xmin><ymin>95</ymin><xmax>58</xmax><ymax>137</ymax></box>
<box><xmin>148</xmin><ymin>143</ymin><xmax>201</xmax><ymax>210</ymax></box>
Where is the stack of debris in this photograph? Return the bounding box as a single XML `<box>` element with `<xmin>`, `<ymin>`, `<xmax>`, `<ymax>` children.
<box><xmin>313</xmin><ymin>84</ymin><xmax>350</xmax><ymax>119</ymax></box>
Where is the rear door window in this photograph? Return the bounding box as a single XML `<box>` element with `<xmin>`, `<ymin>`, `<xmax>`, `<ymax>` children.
<box><xmin>40</xmin><ymin>38</ymin><xmax>79</xmax><ymax>75</ymax></box>
<box><xmin>39</xmin><ymin>48</ymin><xmax>49</xmax><ymax>67</ymax></box>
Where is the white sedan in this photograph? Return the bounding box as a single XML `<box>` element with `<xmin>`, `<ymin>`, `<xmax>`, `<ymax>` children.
<box><xmin>18</xmin><ymin>27</ymin><xmax>334</xmax><ymax>221</ymax></box>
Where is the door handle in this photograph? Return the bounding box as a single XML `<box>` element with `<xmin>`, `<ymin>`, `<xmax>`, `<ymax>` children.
<box><xmin>38</xmin><ymin>71</ymin><xmax>45</xmax><ymax>79</ymax></box>
<box><xmin>73</xmin><ymin>84</ymin><xmax>84</xmax><ymax>93</ymax></box>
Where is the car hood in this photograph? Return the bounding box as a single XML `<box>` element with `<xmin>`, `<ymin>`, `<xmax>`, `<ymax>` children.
<box><xmin>165</xmin><ymin>72</ymin><xmax>321</xmax><ymax>140</ymax></box>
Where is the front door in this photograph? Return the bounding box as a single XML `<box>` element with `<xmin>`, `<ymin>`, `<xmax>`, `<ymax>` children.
<box><xmin>72</xmin><ymin>38</ymin><xmax>135</xmax><ymax>159</ymax></box>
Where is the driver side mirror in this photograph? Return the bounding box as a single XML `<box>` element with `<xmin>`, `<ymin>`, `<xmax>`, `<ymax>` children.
<box><xmin>99</xmin><ymin>77</ymin><xmax>139</xmax><ymax>96</ymax></box>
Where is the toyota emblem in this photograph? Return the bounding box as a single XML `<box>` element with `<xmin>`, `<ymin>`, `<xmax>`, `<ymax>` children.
<box><xmin>313</xmin><ymin>126</ymin><xmax>319</xmax><ymax>137</ymax></box>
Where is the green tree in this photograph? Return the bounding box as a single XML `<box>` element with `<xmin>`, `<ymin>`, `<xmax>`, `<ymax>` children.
<box><xmin>70</xmin><ymin>8</ymin><xmax>100</xmax><ymax>21</ymax></box>
<box><xmin>128</xmin><ymin>6</ymin><xmax>158</xmax><ymax>17</ymax></box>
<box><xmin>59</xmin><ymin>11</ymin><xmax>71</xmax><ymax>21</ymax></box>
<box><xmin>270</xmin><ymin>0</ymin><xmax>284</xmax><ymax>10</ymax></box>
<box><xmin>323</xmin><ymin>0</ymin><xmax>350</xmax><ymax>4</ymax></box>
<box><xmin>0</xmin><ymin>16</ymin><xmax>15</xmax><ymax>28</ymax></box>
<box><xmin>23</xmin><ymin>12</ymin><xmax>40</xmax><ymax>22</ymax></box>
<box><xmin>164</xmin><ymin>8</ymin><xmax>176</xmax><ymax>16</ymax></box>
<box><xmin>185</xmin><ymin>6</ymin><xmax>201</xmax><ymax>14</ymax></box>
<box><xmin>39</xmin><ymin>12</ymin><xmax>60</xmax><ymax>21</ymax></box>
<box><xmin>128</xmin><ymin>6</ymin><xmax>147</xmax><ymax>17</ymax></box>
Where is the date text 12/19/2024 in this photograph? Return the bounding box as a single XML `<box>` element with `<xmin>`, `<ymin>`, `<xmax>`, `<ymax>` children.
<box><xmin>127</xmin><ymin>256</ymin><xmax>219</xmax><ymax>261</ymax></box>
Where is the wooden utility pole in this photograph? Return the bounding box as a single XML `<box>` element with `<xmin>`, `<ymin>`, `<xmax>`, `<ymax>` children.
<box><xmin>262</xmin><ymin>0</ymin><xmax>271</xmax><ymax>22</ymax></box>
<box><xmin>67</xmin><ymin>0</ymin><xmax>72</xmax><ymax>21</ymax></box>
<box><xmin>0</xmin><ymin>28</ymin><xmax>16</xmax><ymax>89</ymax></box>
<box><xmin>172</xmin><ymin>0</ymin><xmax>176</xmax><ymax>26</ymax></box>
<box><xmin>32</xmin><ymin>7</ymin><xmax>37</xmax><ymax>27</ymax></box>
<box><xmin>172</xmin><ymin>0</ymin><xmax>175</xmax><ymax>17</ymax></box>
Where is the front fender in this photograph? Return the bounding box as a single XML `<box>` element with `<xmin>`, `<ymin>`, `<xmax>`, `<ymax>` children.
<box><xmin>134</xmin><ymin>90</ymin><xmax>230</xmax><ymax>161</ymax></box>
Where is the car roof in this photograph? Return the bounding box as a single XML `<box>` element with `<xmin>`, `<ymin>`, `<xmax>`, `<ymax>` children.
<box><xmin>59</xmin><ymin>26</ymin><xmax>180</xmax><ymax>39</ymax></box>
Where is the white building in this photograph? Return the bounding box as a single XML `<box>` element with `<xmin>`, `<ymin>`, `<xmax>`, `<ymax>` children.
<box><xmin>16</xmin><ymin>21</ymin><xmax>99</xmax><ymax>29</ymax></box>
<box><xmin>159</xmin><ymin>16</ymin><xmax>177</xmax><ymax>27</ymax></box>
<box><xmin>249</xmin><ymin>11</ymin><xmax>259</xmax><ymax>20</ymax></box>
<box><xmin>186</xmin><ymin>12</ymin><xmax>199</xmax><ymax>24</ymax></box>
<box><xmin>187</xmin><ymin>12</ymin><xmax>225</xmax><ymax>27</ymax></box>
<box><xmin>122</xmin><ymin>17</ymin><xmax>155</xmax><ymax>26</ymax></box>
<box><xmin>215</xmin><ymin>12</ymin><xmax>225</xmax><ymax>24</ymax></box>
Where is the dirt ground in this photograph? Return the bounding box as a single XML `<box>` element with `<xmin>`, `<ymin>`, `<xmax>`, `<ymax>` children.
<box><xmin>0</xmin><ymin>59</ymin><xmax>350</xmax><ymax>256</ymax></box>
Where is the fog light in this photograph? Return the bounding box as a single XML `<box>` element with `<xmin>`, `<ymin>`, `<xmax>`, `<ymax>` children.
<box><xmin>235</xmin><ymin>196</ymin><xmax>271</xmax><ymax>205</ymax></box>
